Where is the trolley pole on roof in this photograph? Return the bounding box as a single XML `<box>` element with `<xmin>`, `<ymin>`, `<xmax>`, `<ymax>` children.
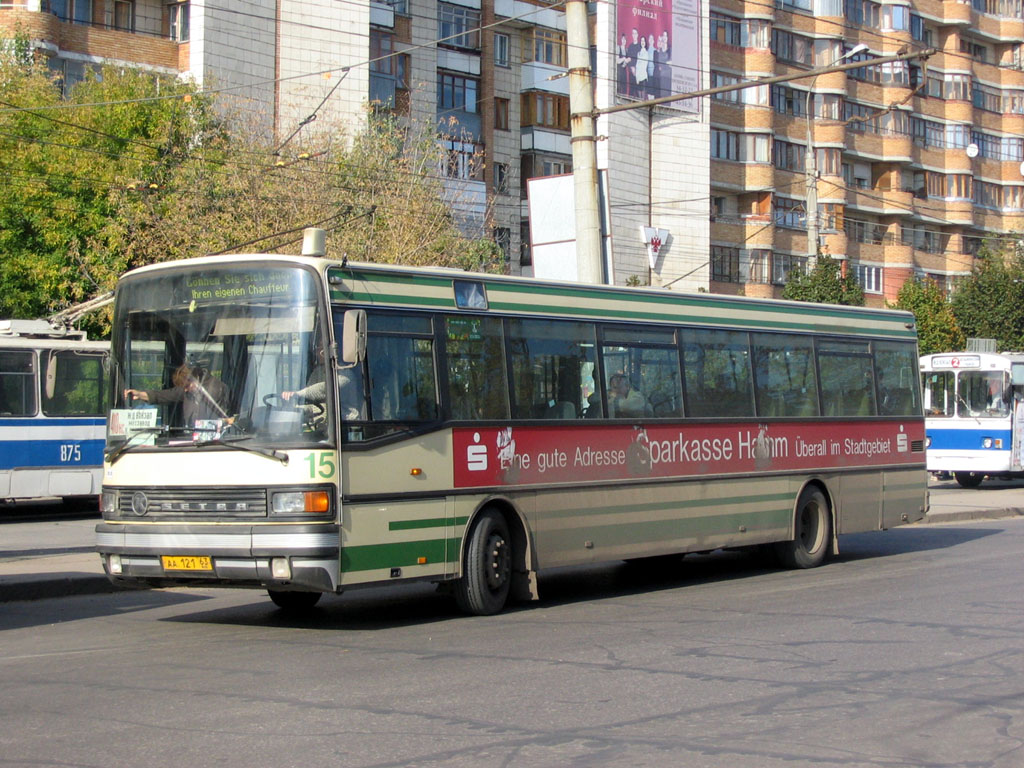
<box><xmin>565</xmin><ymin>0</ymin><xmax>604</xmax><ymax>285</ymax></box>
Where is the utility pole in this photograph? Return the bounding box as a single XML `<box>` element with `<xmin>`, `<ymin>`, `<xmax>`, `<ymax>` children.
<box><xmin>565</xmin><ymin>0</ymin><xmax>603</xmax><ymax>284</ymax></box>
<box><xmin>805</xmin><ymin>44</ymin><xmax>868</xmax><ymax>263</ymax></box>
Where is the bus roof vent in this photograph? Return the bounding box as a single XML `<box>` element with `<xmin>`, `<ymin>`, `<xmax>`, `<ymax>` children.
<box><xmin>301</xmin><ymin>228</ymin><xmax>326</xmax><ymax>257</ymax></box>
<box><xmin>966</xmin><ymin>337</ymin><xmax>997</xmax><ymax>353</ymax></box>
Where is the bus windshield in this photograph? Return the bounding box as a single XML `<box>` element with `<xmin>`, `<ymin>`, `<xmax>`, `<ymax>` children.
<box><xmin>108</xmin><ymin>264</ymin><xmax>329</xmax><ymax>447</ymax></box>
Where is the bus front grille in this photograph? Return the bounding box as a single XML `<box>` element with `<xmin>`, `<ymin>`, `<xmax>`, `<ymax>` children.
<box><xmin>116</xmin><ymin>487</ymin><xmax>268</xmax><ymax>518</ymax></box>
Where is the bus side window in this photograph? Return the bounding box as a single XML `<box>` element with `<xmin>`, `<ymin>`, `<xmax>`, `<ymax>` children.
<box><xmin>0</xmin><ymin>350</ymin><xmax>36</xmax><ymax>416</ymax></box>
<box><xmin>42</xmin><ymin>351</ymin><xmax>105</xmax><ymax>416</ymax></box>
<box><xmin>751</xmin><ymin>333</ymin><xmax>819</xmax><ymax>418</ymax></box>
<box><xmin>445</xmin><ymin>315</ymin><xmax>509</xmax><ymax>421</ymax></box>
<box><xmin>681</xmin><ymin>328</ymin><xmax>754</xmax><ymax>418</ymax></box>
<box><xmin>817</xmin><ymin>340</ymin><xmax>875</xmax><ymax>417</ymax></box>
<box><xmin>508</xmin><ymin>318</ymin><xmax>597</xmax><ymax>420</ymax></box>
<box><xmin>875</xmin><ymin>342</ymin><xmax>921</xmax><ymax>416</ymax></box>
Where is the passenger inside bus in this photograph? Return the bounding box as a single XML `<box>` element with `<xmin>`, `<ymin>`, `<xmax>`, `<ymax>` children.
<box><xmin>608</xmin><ymin>373</ymin><xmax>648</xmax><ymax>418</ymax></box>
<box><xmin>124</xmin><ymin>363</ymin><xmax>230</xmax><ymax>425</ymax></box>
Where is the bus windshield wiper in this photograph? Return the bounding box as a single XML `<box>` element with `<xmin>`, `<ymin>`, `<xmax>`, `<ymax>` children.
<box><xmin>192</xmin><ymin>435</ymin><xmax>289</xmax><ymax>465</ymax></box>
<box><xmin>105</xmin><ymin>426</ymin><xmax>167</xmax><ymax>466</ymax></box>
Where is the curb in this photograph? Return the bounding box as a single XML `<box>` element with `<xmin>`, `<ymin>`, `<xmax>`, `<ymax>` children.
<box><xmin>917</xmin><ymin>508</ymin><xmax>1024</xmax><ymax>525</ymax></box>
<box><xmin>0</xmin><ymin>573</ymin><xmax>129</xmax><ymax>604</ymax></box>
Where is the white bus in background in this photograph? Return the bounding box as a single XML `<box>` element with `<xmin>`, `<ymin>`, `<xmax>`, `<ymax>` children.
<box><xmin>0</xmin><ymin>320</ymin><xmax>108</xmax><ymax>506</ymax></box>
<box><xmin>920</xmin><ymin>351</ymin><xmax>1024</xmax><ymax>487</ymax></box>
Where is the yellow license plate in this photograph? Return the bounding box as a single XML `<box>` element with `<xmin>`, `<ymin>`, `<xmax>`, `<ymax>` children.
<box><xmin>161</xmin><ymin>555</ymin><xmax>213</xmax><ymax>572</ymax></box>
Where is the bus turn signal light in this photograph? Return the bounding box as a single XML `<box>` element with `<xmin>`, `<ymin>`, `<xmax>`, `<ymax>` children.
<box><xmin>305</xmin><ymin>491</ymin><xmax>330</xmax><ymax>513</ymax></box>
<box><xmin>410</xmin><ymin>468</ymin><xmax>423</xmax><ymax>476</ymax></box>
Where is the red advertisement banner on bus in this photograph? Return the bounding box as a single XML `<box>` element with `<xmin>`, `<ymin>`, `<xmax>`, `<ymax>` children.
<box><xmin>452</xmin><ymin>421</ymin><xmax>923</xmax><ymax>488</ymax></box>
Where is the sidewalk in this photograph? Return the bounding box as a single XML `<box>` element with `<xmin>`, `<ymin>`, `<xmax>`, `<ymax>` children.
<box><xmin>2</xmin><ymin>483</ymin><xmax>1023</xmax><ymax>603</ymax></box>
<box><xmin>0</xmin><ymin>517</ymin><xmax>119</xmax><ymax>603</ymax></box>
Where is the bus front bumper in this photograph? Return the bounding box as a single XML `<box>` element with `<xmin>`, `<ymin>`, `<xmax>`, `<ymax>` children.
<box><xmin>96</xmin><ymin>522</ymin><xmax>340</xmax><ymax>593</ymax></box>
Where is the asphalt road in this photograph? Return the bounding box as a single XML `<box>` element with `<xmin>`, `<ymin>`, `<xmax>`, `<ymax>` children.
<box><xmin>2</xmin><ymin>516</ymin><xmax>1023</xmax><ymax>767</ymax></box>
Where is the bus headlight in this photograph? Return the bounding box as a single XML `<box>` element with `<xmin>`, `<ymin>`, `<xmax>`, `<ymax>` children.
<box><xmin>101</xmin><ymin>490</ymin><xmax>118</xmax><ymax>514</ymax></box>
<box><xmin>108</xmin><ymin>554</ymin><xmax>123</xmax><ymax>575</ymax></box>
<box><xmin>926</xmin><ymin>436</ymin><xmax>931</xmax><ymax>448</ymax></box>
<box><xmin>983</xmin><ymin>437</ymin><xmax>993</xmax><ymax>449</ymax></box>
<box><xmin>271</xmin><ymin>490</ymin><xmax>332</xmax><ymax>515</ymax></box>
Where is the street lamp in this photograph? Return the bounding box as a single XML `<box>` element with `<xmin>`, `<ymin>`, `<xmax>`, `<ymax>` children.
<box><xmin>805</xmin><ymin>42</ymin><xmax>870</xmax><ymax>262</ymax></box>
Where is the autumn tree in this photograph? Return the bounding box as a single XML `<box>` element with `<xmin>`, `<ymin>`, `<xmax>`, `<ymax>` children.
<box><xmin>0</xmin><ymin>45</ymin><xmax>503</xmax><ymax>336</ymax></box>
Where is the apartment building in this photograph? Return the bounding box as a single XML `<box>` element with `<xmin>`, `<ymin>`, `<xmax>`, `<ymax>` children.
<box><xmin>709</xmin><ymin>0</ymin><xmax>1024</xmax><ymax>306</ymax></box>
<box><xmin>0</xmin><ymin>0</ymin><xmax>711</xmax><ymax>290</ymax></box>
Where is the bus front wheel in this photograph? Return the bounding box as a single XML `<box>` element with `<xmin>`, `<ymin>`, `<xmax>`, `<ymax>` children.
<box><xmin>268</xmin><ymin>589</ymin><xmax>322</xmax><ymax>612</ymax></box>
<box><xmin>455</xmin><ymin>509</ymin><xmax>512</xmax><ymax>616</ymax></box>
<box><xmin>775</xmin><ymin>487</ymin><xmax>831</xmax><ymax>569</ymax></box>
<box><xmin>954</xmin><ymin>472</ymin><xmax>984</xmax><ymax>489</ymax></box>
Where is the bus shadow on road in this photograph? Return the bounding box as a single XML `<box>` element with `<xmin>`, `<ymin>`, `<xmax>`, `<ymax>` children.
<box><xmin>0</xmin><ymin>588</ymin><xmax>210</xmax><ymax>633</ymax></box>
<box><xmin>163</xmin><ymin>525</ymin><xmax>1007</xmax><ymax>630</ymax></box>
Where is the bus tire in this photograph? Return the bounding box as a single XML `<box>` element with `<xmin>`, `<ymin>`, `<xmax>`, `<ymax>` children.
<box><xmin>268</xmin><ymin>589</ymin><xmax>322</xmax><ymax>612</ymax></box>
<box><xmin>455</xmin><ymin>509</ymin><xmax>512</xmax><ymax>616</ymax></box>
<box><xmin>954</xmin><ymin>471</ymin><xmax>984</xmax><ymax>489</ymax></box>
<box><xmin>775</xmin><ymin>486</ymin><xmax>831</xmax><ymax>569</ymax></box>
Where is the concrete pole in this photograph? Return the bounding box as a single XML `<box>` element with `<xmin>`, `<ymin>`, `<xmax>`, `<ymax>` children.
<box><xmin>805</xmin><ymin>86</ymin><xmax>819</xmax><ymax>264</ymax></box>
<box><xmin>565</xmin><ymin>0</ymin><xmax>603</xmax><ymax>284</ymax></box>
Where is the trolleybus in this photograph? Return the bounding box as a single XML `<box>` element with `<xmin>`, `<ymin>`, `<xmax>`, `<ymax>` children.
<box><xmin>97</xmin><ymin>234</ymin><xmax>927</xmax><ymax>614</ymax></box>
<box><xmin>920</xmin><ymin>351</ymin><xmax>1024</xmax><ymax>487</ymax></box>
<box><xmin>0</xmin><ymin>319</ymin><xmax>107</xmax><ymax>505</ymax></box>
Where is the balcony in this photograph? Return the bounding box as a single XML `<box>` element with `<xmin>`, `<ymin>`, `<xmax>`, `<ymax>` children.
<box><xmin>0</xmin><ymin>6</ymin><xmax>181</xmax><ymax>71</ymax></box>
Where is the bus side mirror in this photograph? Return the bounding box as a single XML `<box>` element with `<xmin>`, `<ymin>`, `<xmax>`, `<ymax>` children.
<box><xmin>341</xmin><ymin>309</ymin><xmax>367</xmax><ymax>365</ymax></box>
<box><xmin>45</xmin><ymin>353</ymin><xmax>57</xmax><ymax>400</ymax></box>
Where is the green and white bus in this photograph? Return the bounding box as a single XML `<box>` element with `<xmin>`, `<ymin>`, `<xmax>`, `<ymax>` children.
<box><xmin>97</xmin><ymin>236</ymin><xmax>927</xmax><ymax>614</ymax></box>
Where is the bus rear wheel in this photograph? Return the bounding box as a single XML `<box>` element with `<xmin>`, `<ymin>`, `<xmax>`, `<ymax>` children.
<box><xmin>775</xmin><ymin>487</ymin><xmax>831</xmax><ymax>569</ymax></box>
<box><xmin>954</xmin><ymin>471</ymin><xmax>984</xmax><ymax>489</ymax></box>
<box><xmin>455</xmin><ymin>509</ymin><xmax>512</xmax><ymax>616</ymax></box>
<box><xmin>268</xmin><ymin>589</ymin><xmax>322</xmax><ymax>612</ymax></box>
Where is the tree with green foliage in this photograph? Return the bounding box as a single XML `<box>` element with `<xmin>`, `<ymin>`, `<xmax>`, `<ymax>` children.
<box><xmin>891</xmin><ymin>276</ymin><xmax>964</xmax><ymax>355</ymax></box>
<box><xmin>0</xmin><ymin>44</ymin><xmax>504</xmax><ymax>337</ymax></box>
<box><xmin>950</xmin><ymin>241</ymin><xmax>1024</xmax><ymax>351</ymax></box>
<box><xmin>781</xmin><ymin>254</ymin><xmax>865</xmax><ymax>306</ymax></box>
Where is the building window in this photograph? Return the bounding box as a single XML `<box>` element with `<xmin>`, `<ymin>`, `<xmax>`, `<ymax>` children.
<box><xmin>494</xmin><ymin>227</ymin><xmax>511</xmax><ymax>261</ymax></box>
<box><xmin>748</xmin><ymin>250</ymin><xmax>771</xmax><ymax>283</ymax></box>
<box><xmin>520</xmin><ymin>221</ymin><xmax>532</xmax><ymax>266</ymax></box>
<box><xmin>773</xmin><ymin>140</ymin><xmax>805</xmax><ymax>173</ymax></box>
<box><xmin>926</xmin><ymin>172</ymin><xmax>972</xmax><ymax>201</ymax></box>
<box><xmin>882</xmin><ymin>4</ymin><xmax>909</xmax><ymax>30</ymax></box>
<box><xmin>852</xmin><ymin>264</ymin><xmax>883</xmax><ymax>294</ymax></box>
<box><xmin>771</xmin><ymin>29</ymin><xmax>814</xmax><ymax>66</ymax></box>
<box><xmin>494</xmin><ymin>98</ymin><xmax>510</xmax><ymax>131</ymax></box>
<box><xmin>50</xmin><ymin>0</ymin><xmax>92</xmax><ymax>25</ymax></box>
<box><xmin>773</xmin><ymin>197</ymin><xmax>805</xmax><ymax>229</ymax></box>
<box><xmin>370</xmin><ymin>31</ymin><xmax>408</xmax><ymax>109</ymax></box>
<box><xmin>710</xmin><ymin>13</ymin><xmax>771</xmax><ymax>48</ymax></box>
<box><xmin>521</xmin><ymin>92</ymin><xmax>569</xmax><ymax>130</ymax></box>
<box><xmin>712</xmin><ymin>129</ymin><xmax>770</xmax><ymax>163</ymax></box>
<box><xmin>493</xmin><ymin>162</ymin><xmax>510</xmax><ymax>194</ymax></box>
<box><xmin>168</xmin><ymin>2</ymin><xmax>189</xmax><ymax>42</ymax></box>
<box><xmin>527</xmin><ymin>29</ymin><xmax>566</xmax><ymax>67</ymax></box>
<box><xmin>772</xmin><ymin>253</ymin><xmax>808</xmax><ymax>285</ymax></box>
<box><xmin>438</xmin><ymin>3</ymin><xmax>481</xmax><ymax>50</ymax></box>
<box><xmin>770</xmin><ymin>84</ymin><xmax>808</xmax><ymax>118</ymax></box>
<box><xmin>442</xmin><ymin>140</ymin><xmax>483</xmax><ymax>181</ymax></box>
<box><xmin>711</xmin><ymin>72</ymin><xmax>768</xmax><ymax>105</ymax></box>
<box><xmin>711</xmin><ymin>246</ymin><xmax>740</xmax><ymax>283</ymax></box>
<box><xmin>494</xmin><ymin>33</ymin><xmax>510</xmax><ymax>67</ymax></box>
<box><xmin>113</xmin><ymin>0</ymin><xmax>134</xmax><ymax>31</ymax></box>
<box><xmin>439</xmin><ymin>72</ymin><xmax>479</xmax><ymax>114</ymax></box>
